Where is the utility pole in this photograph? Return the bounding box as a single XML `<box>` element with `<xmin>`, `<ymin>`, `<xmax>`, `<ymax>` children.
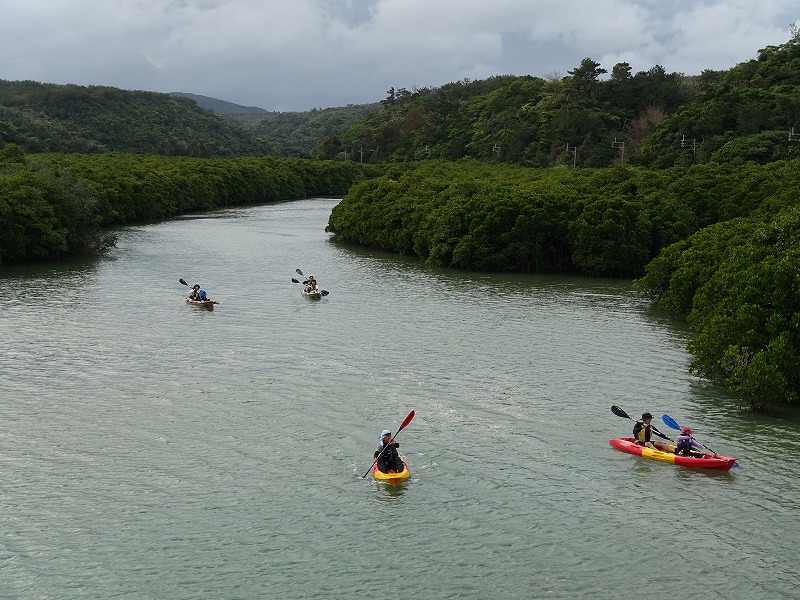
<box><xmin>681</xmin><ymin>135</ymin><xmax>698</xmax><ymax>162</ymax></box>
<box><xmin>789</xmin><ymin>127</ymin><xmax>800</xmax><ymax>142</ymax></box>
<box><xmin>565</xmin><ymin>143</ymin><xmax>577</xmax><ymax>168</ymax></box>
<box><xmin>611</xmin><ymin>138</ymin><xmax>625</xmax><ymax>165</ymax></box>
<box><xmin>492</xmin><ymin>143</ymin><xmax>501</xmax><ymax>159</ymax></box>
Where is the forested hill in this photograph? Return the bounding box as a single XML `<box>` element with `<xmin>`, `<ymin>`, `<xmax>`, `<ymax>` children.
<box><xmin>0</xmin><ymin>80</ymin><xmax>271</xmax><ymax>156</ymax></box>
<box><xmin>320</xmin><ymin>34</ymin><xmax>800</xmax><ymax>168</ymax></box>
<box><xmin>250</xmin><ymin>103</ymin><xmax>381</xmax><ymax>157</ymax></box>
<box><xmin>0</xmin><ymin>80</ymin><xmax>381</xmax><ymax>158</ymax></box>
<box><xmin>168</xmin><ymin>92</ymin><xmax>271</xmax><ymax>118</ymax></box>
<box><xmin>2</xmin><ymin>34</ymin><xmax>799</xmax><ymax>163</ymax></box>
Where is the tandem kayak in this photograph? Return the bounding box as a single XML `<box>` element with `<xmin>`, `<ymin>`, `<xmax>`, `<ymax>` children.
<box><xmin>186</xmin><ymin>297</ymin><xmax>216</xmax><ymax>308</ymax></box>
<box><xmin>371</xmin><ymin>457</ymin><xmax>410</xmax><ymax>484</ymax></box>
<box><xmin>301</xmin><ymin>289</ymin><xmax>322</xmax><ymax>299</ymax></box>
<box><xmin>610</xmin><ymin>437</ymin><xmax>738</xmax><ymax>471</ymax></box>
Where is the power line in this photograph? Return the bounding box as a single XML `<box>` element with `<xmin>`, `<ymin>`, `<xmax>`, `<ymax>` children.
<box><xmin>681</xmin><ymin>135</ymin><xmax>698</xmax><ymax>162</ymax></box>
<box><xmin>611</xmin><ymin>138</ymin><xmax>625</xmax><ymax>165</ymax></box>
<box><xmin>565</xmin><ymin>143</ymin><xmax>577</xmax><ymax>168</ymax></box>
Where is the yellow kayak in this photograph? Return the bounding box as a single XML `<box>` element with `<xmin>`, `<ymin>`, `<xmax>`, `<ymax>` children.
<box><xmin>371</xmin><ymin>457</ymin><xmax>410</xmax><ymax>484</ymax></box>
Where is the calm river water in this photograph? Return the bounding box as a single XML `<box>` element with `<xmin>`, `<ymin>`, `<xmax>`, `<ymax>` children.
<box><xmin>1</xmin><ymin>198</ymin><xmax>798</xmax><ymax>599</ymax></box>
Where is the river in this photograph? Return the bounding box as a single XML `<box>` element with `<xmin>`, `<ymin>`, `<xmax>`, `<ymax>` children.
<box><xmin>1</xmin><ymin>198</ymin><xmax>798</xmax><ymax>599</ymax></box>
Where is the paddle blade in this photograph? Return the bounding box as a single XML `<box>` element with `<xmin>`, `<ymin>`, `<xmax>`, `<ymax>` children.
<box><xmin>611</xmin><ymin>405</ymin><xmax>631</xmax><ymax>420</ymax></box>
<box><xmin>320</xmin><ymin>290</ymin><xmax>329</xmax><ymax>296</ymax></box>
<box><xmin>662</xmin><ymin>414</ymin><xmax>682</xmax><ymax>430</ymax></box>
<box><xmin>292</xmin><ymin>278</ymin><xmax>300</xmax><ymax>284</ymax></box>
<box><xmin>397</xmin><ymin>410</ymin><xmax>415</xmax><ymax>433</ymax></box>
<box><xmin>179</xmin><ymin>278</ymin><xmax>188</xmax><ymax>286</ymax></box>
<box><xmin>296</xmin><ymin>269</ymin><xmax>304</xmax><ymax>276</ymax></box>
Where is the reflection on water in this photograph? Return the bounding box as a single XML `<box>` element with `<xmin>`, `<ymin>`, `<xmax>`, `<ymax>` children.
<box><xmin>1</xmin><ymin>199</ymin><xmax>798</xmax><ymax>600</ymax></box>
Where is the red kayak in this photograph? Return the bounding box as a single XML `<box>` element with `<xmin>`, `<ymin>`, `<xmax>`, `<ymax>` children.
<box><xmin>610</xmin><ymin>437</ymin><xmax>738</xmax><ymax>471</ymax></box>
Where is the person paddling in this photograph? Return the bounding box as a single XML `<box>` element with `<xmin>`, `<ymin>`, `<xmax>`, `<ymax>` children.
<box><xmin>633</xmin><ymin>412</ymin><xmax>673</xmax><ymax>452</ymax></box>
<box><xmin>305</xmin><ymin>275</ymin><xmax>318</xmax><ymax>293</ymax></box>
<box><xmin>375</xmin><ymin>429</ymin><xmax>404</xmax><ymax>473</ymax></box>
<box><xmin>188</xmin><ymin>284</ymin><xmax>211</xmax><ymax>302</ymax></box>
<box><xmin>675</xmin><ymin>427</ymin><xmax>716</xmax><ymax>458</ymax></box>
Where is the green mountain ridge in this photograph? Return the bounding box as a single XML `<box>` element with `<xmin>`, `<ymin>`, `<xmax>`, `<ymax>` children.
<box><xmin>0</xmin><ymin>80</ymin><xmax>380</xmax><ymax>157</ymax></box>
<box><xmin>2</xmin><ymin>32</ymin><xmax>799</xmax><ymax>164</ymax></box>
<box><xmin>168</xmin><ymin>92</ymin><xmax>272</xmax><ymax>116</ymax></box>
<box><xmin>318</xmin><ymin>34</ymin><xmax>800</xmax><ymax>168</ymax></box>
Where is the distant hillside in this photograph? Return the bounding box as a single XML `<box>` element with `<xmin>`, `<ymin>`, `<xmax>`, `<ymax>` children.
<box><xmin>170</xmin><ymin>91</ymin><xmax>381</xmax><ymax>156</ymax></box>
<box><xmin>0</xmin><ymin>80</ymin><xmax>269</xmax><ymax>156</ymax></box>
<box><xmin>169</xmin><ymin>92</ymin><xmax>272</xmax><ymax>117</ymax></box>
<box><xmin>0</xmin><ymin>80</ymin><xmax>379</xmax><ymax>158</ymax></box>
<box><xmin>322</xmin><ymin>35</ymin><xmax>800</xmax><ymax>167</ymax></box>
<box><xmin>252</xmin><ymin>103</ymin><xmax>381</xmax><ymax>156</ymax></box>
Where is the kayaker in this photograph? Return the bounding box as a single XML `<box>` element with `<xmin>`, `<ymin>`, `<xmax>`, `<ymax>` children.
<box><xmin>633</xmin><ymin>412</ymin><xmax>673</xmax><ymax>452</ymax></box>
<box><xmin>375</xmin><ymin>429</ymin><xmax>404</xmax><ymax>473</ymax></box>
<box><xmin>305</xmin><ymin>275</ymin><xmax>318</xmax><ymax>293</ymax></box>
<box><xmin>189</xmin><ymin>284</ymin><xmax>202</xmax><ymax>300</ymax></box>
<box><xmin>675</xmin><ymin>427</ymin><xmax>715</xmax><ymax>457</ymax></box>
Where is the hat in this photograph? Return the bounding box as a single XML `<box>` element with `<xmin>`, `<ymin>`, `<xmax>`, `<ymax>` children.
<box><xmin>193</xmin><ymin>284</ymin><xmax>200</xmax><ymax>289</ymax></box>
<box><xmin>682</xmin><ymin>427</ymin><xmax>693</xmax><ymax>435</ymax></box>
<box><xmin>379</xmin><ymin>429</ymin><xmax>391</xmax><ymax>441</ymax></box>
<box><xmin>641</xmin><ymin>412</ymin><xmax>653</xmax><ymax>420</ymax></box>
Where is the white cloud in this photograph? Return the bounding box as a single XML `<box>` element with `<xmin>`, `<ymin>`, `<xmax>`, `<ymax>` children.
<box><xmin>0</xmin><ymin>0</ymin><xmax>797</xmax><ymax>110</ymax></box>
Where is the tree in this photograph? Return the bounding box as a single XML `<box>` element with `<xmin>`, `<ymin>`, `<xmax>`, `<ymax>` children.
<box><xmin>568</xmin><ymin>58</ymin><xmax>607</xmax><ymax>98</ymax></box>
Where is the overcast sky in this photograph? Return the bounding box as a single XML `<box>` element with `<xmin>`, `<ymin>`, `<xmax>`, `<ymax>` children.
<box><xmin>2</xmin><ymin>0</ymin><xmax>798</xmax><ymax>112</ymax></box>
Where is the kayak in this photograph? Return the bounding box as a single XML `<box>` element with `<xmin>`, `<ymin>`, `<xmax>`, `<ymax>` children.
<box><xmin>186</xmin><ymin>297</ymin><xmax>216</xmax><ymax>308</ymax></box>
<box><xmin>610</xmin><ymin>437</ymin><xmax>738</xmax><ymax>471</ymax></box>
<box><xmin>301</xmin><ymin>289</ymin><xmax>322</xmax><ymax>299</ymax></box>
<box><xmin>371</xmin><ymin>457</ymin><xmax>410</xmax><ymax>484</ymax></box>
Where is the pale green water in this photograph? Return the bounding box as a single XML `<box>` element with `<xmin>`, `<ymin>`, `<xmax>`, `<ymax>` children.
<box><xmin>1</xmin><ymin>198</ymin><xmax>798</xmax><ymax>599</ymax></box>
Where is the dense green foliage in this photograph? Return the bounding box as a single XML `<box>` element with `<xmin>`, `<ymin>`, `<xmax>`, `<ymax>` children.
<box><xmin>637</xmin><ymin>205</ymin><xmax>800</xmax><ymax>408</ymax></box>
<box><xmin>4</xmin><ymin>35</ymin><xmax>798</xmax><ymax>166</ymax></box>
<box><xmin>320</xmin><ymin>37</ymin><xmax>800</xmax><ymax>168</ymax></box>
<box><xmin>171</xmin><ymin>92</ymin><xmax>380</xmax><ymax>156</ymax></box>
<box><xmin>328</xmin><ymin>158</ymin><xmax>800</xmax><ymax>407</ymax></box>
<box><xmin>328</xmin><ymin>159</ymin><xmax>800</xmax><ymax>274</ymax></box>
<box><xmin>1</xmin><ymin>80</ymin><xmax>382</xmax><ymax>159</ymax></box>
<box><xmin>0</xmin><ymin>144</ymin><xmax>114</xmax><ymax>264</ymax></box>
<box><xmin>1</xmin><ymin>145</ymin><xmax>370</xmax><ymax>265</ymax></box>
<box><xmin>0</xmin><ymin>80</ymin><xmax>270</xmax><ymax>156</ymax></box>
<box><xmin>253</xmin><ymin>104</ymin><xmax>381</xmax><ymax>157</ymax></box>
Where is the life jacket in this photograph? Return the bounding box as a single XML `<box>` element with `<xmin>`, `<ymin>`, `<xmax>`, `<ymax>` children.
<box><xmin>675</xmin><ymin>434</ymin><xmax>694</xmax><ymax>455</ymax></box>
<box><xmin>633</xmin><ymin>422</ymin><xmax>649</xmax><ymax>443</ymax></box>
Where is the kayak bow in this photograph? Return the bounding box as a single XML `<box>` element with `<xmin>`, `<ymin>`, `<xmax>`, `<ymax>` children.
<box><xmin>371</xmin><ymin>456</ymin><xmax>410</xmax><ymax>484</ymax></box>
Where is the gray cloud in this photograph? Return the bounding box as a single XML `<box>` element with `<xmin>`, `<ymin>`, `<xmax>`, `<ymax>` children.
<box><xmin>1</xmin><ymin>0</ymin><xmax>797</xmax><ymax>110</ymax></box>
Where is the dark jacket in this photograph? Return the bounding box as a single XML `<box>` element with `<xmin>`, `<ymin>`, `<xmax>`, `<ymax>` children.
<box><xmin>375</xmin><ymin>442</ymin><xmax>402</xmax><ymax>472</ymax></box>
<box><xmin>633</xmin><ymin>422</ymin><xmax>669</xmax><ymax>444</ymax></box>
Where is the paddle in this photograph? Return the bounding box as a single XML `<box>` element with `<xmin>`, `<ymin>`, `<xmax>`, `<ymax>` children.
<box><xmin>661</xmin><ymin>414</ymin><xmax>719</xmax><ymax>456</ymax></box>
<box><xmin>292</xmin><ymin>272</ymin><xmax>329</xmax><ymax>296</ymax></box>
<box><xmin>179</xmin><ymin>278</ymin><xmax>219</xmax><ymax>304</ymax></box>
<box><xmin>611</xmin><ymin>405</ymin><xmax>673</xmax><ymax>441</ymax></box>
<box><xmin>361</xmin><ymin>410</ymin><xmax>415</xmax><ymax>478</ymax></box>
